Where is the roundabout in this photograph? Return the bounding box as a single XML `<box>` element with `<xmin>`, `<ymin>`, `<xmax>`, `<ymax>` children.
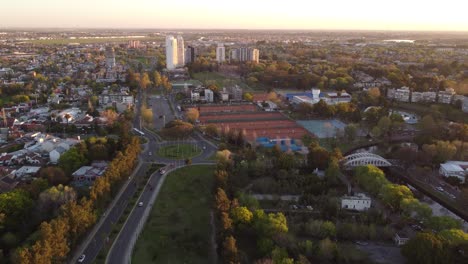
<box><xmin>157</xmin><ymin>143</ymin><xmax>203</xmax><ymax>159</ymax></box>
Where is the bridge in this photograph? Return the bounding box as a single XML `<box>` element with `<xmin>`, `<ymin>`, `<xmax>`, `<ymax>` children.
<box><xmin>341</xmin><ymin>152</ymin><xmax>393</xmax><ymax>169</ymax></box>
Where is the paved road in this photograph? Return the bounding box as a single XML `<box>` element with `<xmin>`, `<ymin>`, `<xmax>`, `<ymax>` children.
<box><xmin>105</xmin><ymin>99</ymin><xmax>217</xmax><ymax>263</ymax></box>
<box><xmin>75</xmin><ymin>161</ymin><xmax>150</xmax><ymax>264</ymax></box>
<box><xmin>148</xmin><ymin>94</ymin><xmax>176</xmax><ymax>130</ymax></box>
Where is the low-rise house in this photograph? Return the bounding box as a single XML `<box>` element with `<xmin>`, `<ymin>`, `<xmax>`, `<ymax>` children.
<box><xmin>14</xmin><ymin>166</ymin><xmax>40</xmax><ymax>179</ymax></box>
<box><xmin>205</xmin><ymin>89</ymin><xmax>214</xmax><ymax>103</ymax></box>
<box><xmin>394</xmin><ymin>232</ymin><xmax>410</xmax><ymax>246</ymax></box>
<box><xmin>49</xmin><ymin>146</ymin><xmax>67</xmax><ymax>164</ymax></box>
<box><xmin>341</xmin><ymin>193</ymin><xmax>372</xmax><ymax>211</ymax></box>
<box><xmin>0</xmin><ymin>175</ymin><xmax>18</xmax><ymax>193</ymax></box>
<box><xmin>72</xmin><ymin>161</ymin><xmax>108</xmax><ymax>184</ymax></box>
<box><xmin>439</xmin><ymin>161</ymin><xmax>468</xmax><ymax>183</ymax></box>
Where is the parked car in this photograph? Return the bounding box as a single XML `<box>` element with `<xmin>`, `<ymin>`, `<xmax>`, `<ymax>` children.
<box><xmin>138</xmin><ymin>202</ymin><xmax>143</xmax><ymax>207</ymax></box>
<box><xmin>78</xmin><ymin>254</ymin><xmax>86</xmax><ymax>263</ymax></box>
<box><xmin>355</xmin><ymin>241</ymin><xmax>368</xmax><ymax>246</ymax></box>
<box><xmin>159</xmin><ymin>169</ymin><xmax>166</xmax><ymax>175</ymax></box>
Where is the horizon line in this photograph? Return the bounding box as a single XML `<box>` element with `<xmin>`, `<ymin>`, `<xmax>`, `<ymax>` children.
<box><xmin>1</xmin><ymin>26</ymin><xmax>467</xmax><ymax>33</ymax></box>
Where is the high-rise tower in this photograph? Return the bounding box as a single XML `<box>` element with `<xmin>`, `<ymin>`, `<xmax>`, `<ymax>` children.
<box><xmin>216</xmin><ymin>43</ymin><xmax>226</xmax><ymax>63</ymax></box>
<box><xmin>166</xmin><ymin>35</ymin><xmax>178</xmax><ymax>70</ymax></box>
<box><xmin>176</xmin><ymin>36</ymin><xmax>185</xmax><ymax>67</ymax></box>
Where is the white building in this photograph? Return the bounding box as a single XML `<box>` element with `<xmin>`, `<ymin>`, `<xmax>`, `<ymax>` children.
<box><xmin>394</xmin><ymin>233</ymin><xmax>410</xmax><ymax>246</ymax></box>
<box><xmin>438</xmin><ymin>88</ymin><xmax>455</xmax><ymax>104</ymax></box>
<box><xmin>387</xmin><ymin>87</ymin><xmax>410</xmax><ymax>102</ymax></box>
<box><xmin>462</xmin><ymin>96</ymin><xmax>468</xmax><ymax>113</ymax></box>
<box><xmin>216</xmin><ymin>43</ymin><xmax>226</xmax><ymax>63</ymax></box>
<box><xmin>439</xmin><ymin>161</ymin><xmax>468</xmax><ymax>183</ymax></box>
<box><xmin>341</xmin><ymin>193</ymin><xmax>371</xmax><ymax>211</ymax></box>
<box><xmin>191</xmin><ymin>91</ymin><xmax>200</xmax><ymax>102</ymax></box>
<box><xmin>176</xmin><ymin>36</ymin><xmax>185</xmax><ymax>67</ymax></box>
<box><xmin>205</xmin><ymin>89</ymin><xmax>214</xmax><ymax>103</ymax></box>
<box><xmin>165</xmin><ymin>36</ymin><xmax>178</xmax><ymax>70</ymax></box>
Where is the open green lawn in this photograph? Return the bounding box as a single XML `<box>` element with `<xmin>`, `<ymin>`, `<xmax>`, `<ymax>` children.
<box><xmin>132</xmin><ymin>165</ymin><xmax>215</xmax><ymax>264</ymax></box>
<box><xmin>192</xmin><ymin>71</ymin><xmax>265</xmax><ymax>91</ymax></box>
<box><xmin>157</xmin><ymin>144</ymin><xmax>203</xmax><ymax>159</ymax></box>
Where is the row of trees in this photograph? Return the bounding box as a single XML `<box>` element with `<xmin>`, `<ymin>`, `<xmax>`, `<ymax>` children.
<box><xmin>355</xmin><ymin>165</ymin><xmax>464</xmax><ymax>230</ymax></box>
<box><xmin>16</xmin><ymin>136</ymin><xmax>141</xmax><ymax>263</ymax></box>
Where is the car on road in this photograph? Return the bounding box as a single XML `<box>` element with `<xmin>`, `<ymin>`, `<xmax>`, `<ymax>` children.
<box><xmin>78</xmin><ymin>254</ymin><xmax>86</xmax><ymax>263</ymax></box>
<box><xmin>355</xmin><ymin>241</ymin><xmax>369</xmax><ymax>246</ymax></box>
<box><xmin>436</xmin><ymin>187</ymin><xmax>444</xmax><ymax>192</ymax></box>
<box><xmin>138</xmin><ymin>202</ymin><xmax>143</xmax><ymax>207</ymax></box>
<box><xmin>148</xmin><ymin>152</ymin><xmax>152</xmax><ymax>156</ymax></box>
<box><xmin>449</xmin><ymin>194</ymin><xmax>456</xmax><ymax>199</ymax></box>
<box><xmin>159</xmin><ymin>169</ymin><xmax>166</xmax><ymax>175</ymax></box>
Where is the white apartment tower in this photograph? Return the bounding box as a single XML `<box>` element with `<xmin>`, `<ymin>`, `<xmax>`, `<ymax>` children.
<box><xmin>176</xmin><ymin>36</ymin><xmax>185</xmax><ymax>67</ymax></box>
<box><xmin>216</xmin><ymin>43</ymin><xmax>226</xmax><ymax>63</ymax></box>
<box><xmin>165</xmin><ymin>36</ymin><xmax>178</xmax><ymax>70</ymax></box>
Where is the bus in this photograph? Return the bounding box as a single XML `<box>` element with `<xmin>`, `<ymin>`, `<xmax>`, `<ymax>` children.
<box><xmin>133</xmin><ymin>128</ymin><xmax>145</xmax><ymax>136</ymax></box>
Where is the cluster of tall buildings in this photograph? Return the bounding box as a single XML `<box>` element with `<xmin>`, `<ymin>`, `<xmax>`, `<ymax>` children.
<box><xmin>230</xmin><ymin>47</ymin><xmax>259</xmax><ymax>63</ymax></box>
<box><xmin>166</xmin><ymin>36</ymin><xmax>260</xmax><ymax>69</ymax></box>
<box><xmin>215</xmin><ymin>44</ymin><xmax>260</xmax><ymax>64</ymax></box>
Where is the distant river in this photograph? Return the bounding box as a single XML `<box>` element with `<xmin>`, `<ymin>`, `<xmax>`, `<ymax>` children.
<box><xmin>383</xmin><ymin>39</ymin><xmax>415</xmax><ymax>43</ymax></box>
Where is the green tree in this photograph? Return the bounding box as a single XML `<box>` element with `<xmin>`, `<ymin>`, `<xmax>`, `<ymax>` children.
<box><xmin>426</xmin><ymin>216</ymin><xmax>462</xmax><ymax>232</ymax></box>
<box><xmin>401</xmin><ymin>232</ymin><xmax>448</xmax><ymax>264</ymax></box>
<box><xmin>58</xmin><ymin>148</ymin><xmax>88</xmax><ymax>176</ymax></box>
<box><xmin>380</xmin><ymin>184</ymin><xmax>413</xmax><ymax>211</ymax></box>
<box><xmin>0</xmin><ymin>189</ymin><xmax>34</xmax><ymax>230</ymax></box>
<box><xmin>344</xmin><ymin>124</ymin><xmax>357</xmax><ymax>142</ymax></box>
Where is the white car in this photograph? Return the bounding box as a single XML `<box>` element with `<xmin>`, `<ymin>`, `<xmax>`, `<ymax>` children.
<box><xmin>78</xmin><ymin>254</ymin><xmax>86</xmax><ymax>263</ymax></box>
<box><xmin>138</xmin><ymin>202</ymin><xmax>143</xmax><ymax>207</ymax></box>
<box><xmin>159</xmin><ymin>169</ymin><xmax>166</xmax><ymax>175</ymax></box>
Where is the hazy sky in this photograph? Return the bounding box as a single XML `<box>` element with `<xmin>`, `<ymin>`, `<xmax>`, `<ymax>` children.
<box><xmin>1</xmin><ymin>0</ymin><xmax>467</xmax><ymax>31</ymax></box>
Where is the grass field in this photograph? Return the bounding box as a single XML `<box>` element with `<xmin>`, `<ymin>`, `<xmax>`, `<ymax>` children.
<box><xmin>132</xmin><ymin>165</ymin><xmax>215</xmax><ymax>264</ymax></box>
<box><xmin>157</xmin><ymin>144</ymin><xmax>202</xmax><ymax>159</ymax></box>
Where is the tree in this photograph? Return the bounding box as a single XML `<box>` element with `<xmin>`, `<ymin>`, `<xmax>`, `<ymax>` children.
<box><xmin>61</xmin><ymin>199</ymin><xmax>96</xmax><ymax>244</ymax></box>
<box><xmin>58</xmin><ymin>148</ymin><xmax>88</xmax><ymax>176</ymax></box>
<box><xmin>307</xmin><ymin>145</ymin><xmax>330</xmax><ymax>170</ymax></box>
<box><xmin>139</xmin><ymin>72</ymin><xmax>151</xmax><ymax>90</ymax></box>
<box><xmin>230</xmin><ymin>206</ymin><xmax>253</xmax><ymax>225</ymax></box>
<box><xmin>380</xmin><ymin>184</ymin><xmax>413</xmax><ymax>212</ymax></box>
<box><xmin>354</xmin><ymin>165</ymin><xmax>390</xmax><ymax>196</ymax></box>
<box><xmin>426</xmin><ymin>216</ymin><xmax>462</xmax><ymax>232</ymax></box>
<box><xmin>344</xmin><ymin>124</ymin><xmax>357</xmax><ymax>142</ymax></box>
<box><xmin>318</xmin><ymin>238</ymin><xmax>337</xmax><ymax>261</ymax></box>
<box><xmin>401</xmin><ymin>232</ymin><xmax>448</xmax><ymax>264</ymax></box>
<box><xmin>39</xmin><ymin>167</ymin><xmax>68</xmax><ymax>186</ymax></box>
<box><xmin>140</xmin><ymin>106</ymin><xmax>153</xmax><ymax>126</ymax></box>
<box><xmin>215</xmin><ymin>188</ymin><xmax>230</xmax><ymax>213</ymax></box>
<box><xmin>243</xmin><ymin>92</ymin><xmax>254</xmax><ymax>101</ymax></box>
<box><xmin>325</xmin><ymin>158</ymin><xmax>340</xmax><ymax>186</ymax></box>
<box><xmin>222</xmin><ymin>235</ymin><xmax>238</xmax><ymax>263</ymax></box>
<box><xmin>186</xmin><ymin>108</ymin><xmax>200</xmax><ymax>123</ymax></box>
<box><xmin>0</xmin><ymin>189</ymin><xmax>34</xmax><ymax>230</ymax></box>
<box><xmin>153</xmin><ymin>71</ymin><xmax>162</xmax><ymax>87</ymax></box>
<box><xmin>220</xmin><ymin>212</ymin><xmax>233</xmax><ymax>231</ymax></box>
<box><xmin>205</xmin><ymin>124</ymin><xmax>219</xmax><ymax>138</ymax></box>
<box><xmin>38</xmin><ymin>185</ymin><xmax>77</xmax><ymax>217</ymax></box>
<box><xmin>101</xmin><ymin>109</ymin><xmax>118</xmax><ymax>125</ymax></box>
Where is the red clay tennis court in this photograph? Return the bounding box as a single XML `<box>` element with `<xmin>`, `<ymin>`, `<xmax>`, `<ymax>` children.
<box><xmin>198</xmin><ymin>104</ymin><xmax>311</xmax><ymax>141</ymax></box>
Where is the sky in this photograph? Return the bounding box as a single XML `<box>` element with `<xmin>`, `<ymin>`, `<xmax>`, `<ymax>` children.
<box><xmin>1</xmin><ymin>0</ymin><xmax>467</xmax><ymax>31</ymax></box>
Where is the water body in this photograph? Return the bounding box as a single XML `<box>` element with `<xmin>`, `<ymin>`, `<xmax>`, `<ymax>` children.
<box><xmin>383</xmin><ymin>39</ymin><xmax>415</xmax><ymax>43</ymax></box>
